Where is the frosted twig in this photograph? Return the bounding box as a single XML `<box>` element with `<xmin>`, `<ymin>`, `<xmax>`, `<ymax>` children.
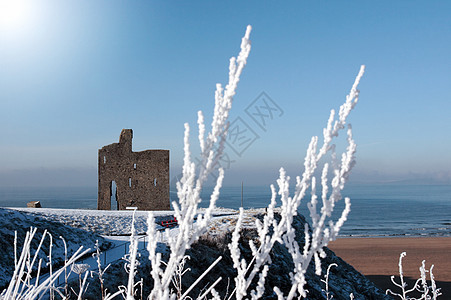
<box><xmin>145</xmin><ymin>25</ymin><xmax>252</xmax><ymax>300</ymax></box>
<box><xmin>227</xmin><ymin>65</ymin><xmax>365</xmax><ymax>299</ymax></box>
<box><xmin>124</xmin><ymin>209</ymin><xmax>140</xmax><ymax>300</ymax></box>
<box><xmin>70</xmin><ymin>263</ymin><xmax>90</xmax><ymax>300</ymax></box>
<box><xmin>386</xmin><ymin>252</ymin><xmax>442</xmax><ymax>300</ymax></box>
<box><xmin>321</xmin><ymin>263</ymin><xmax>337</xmax><ymax>300</ymax></box>
<box><xmin>91</xmin><ymin>240</ymin><xmax>111</xmax><ymax>300</ymax></box>
<box><xmin>181</xmin><ymin>256</ymin><xmax>223</xmax><ymax>299</ymax></box>
<box><xmin>2</xmin><ymin>227</ymin><xmax>91</xmax><ymax>300</ymax></box>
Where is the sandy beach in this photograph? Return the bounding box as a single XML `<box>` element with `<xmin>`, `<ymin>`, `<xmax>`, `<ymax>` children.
<box><xmin>329</xmin><ymin>237</ymin><xmax>451</xmax><ymax>297</ymax></box>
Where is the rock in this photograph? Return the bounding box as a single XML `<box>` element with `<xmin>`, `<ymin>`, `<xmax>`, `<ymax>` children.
<box><xmin>128</xmin><ymin>210</ymin><xmax>393</xmax><ymax>299</ymax></box>
<box><xmin>27</xmin><ymin>201</ymin><xmax>41</xmax><ymax>208</ymax></box>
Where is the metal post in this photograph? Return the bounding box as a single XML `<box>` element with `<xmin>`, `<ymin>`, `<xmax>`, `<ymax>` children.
<box><xmin>241</xmin><ymin>181</ymin><xmax>244</xmax><ymax>208</ymax></box>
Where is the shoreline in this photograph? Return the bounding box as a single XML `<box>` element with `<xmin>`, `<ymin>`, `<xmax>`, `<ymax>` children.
<box><xmin>329</xmin><ymin>237</ymin><xmax>451</xmax><ymax>296</ymax></box>
<box><xmin>336</xmin><ymin>234</ymin><xmax>451</xmax><ymax>238</ymax></box>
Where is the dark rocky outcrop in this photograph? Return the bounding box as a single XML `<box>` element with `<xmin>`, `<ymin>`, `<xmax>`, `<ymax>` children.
<box><xmin>94</xmin><ymin>212</ymin><xmax>393</xmax><ymax>299</ymax></box>
<box><xmin>175</xmin><ymin>213</ymin><xmax>393</xmax><ymax>299</ymax></box>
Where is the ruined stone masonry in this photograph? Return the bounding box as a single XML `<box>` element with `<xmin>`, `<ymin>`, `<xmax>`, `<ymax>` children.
<box><xmin>27</xmin><ymin>201</ymin><xmax>41</xmax><ymax>208</ymax></box>
<box><xmin>98</xmin><ymin>129</ymin><xmax>170</xmax><ymax>211</ymax></box>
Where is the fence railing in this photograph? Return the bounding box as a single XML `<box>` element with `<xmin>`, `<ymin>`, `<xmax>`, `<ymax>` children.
<box><xmin>56</xmin><ymin>234</ymin><xmax>148</xmax><ymax>287</ymax></box>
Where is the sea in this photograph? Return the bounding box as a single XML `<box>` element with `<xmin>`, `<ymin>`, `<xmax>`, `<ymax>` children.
<box><xmin>0</xmin><ymin>184</ymin><xmax>450</xmax><ymax>238</ymax></box>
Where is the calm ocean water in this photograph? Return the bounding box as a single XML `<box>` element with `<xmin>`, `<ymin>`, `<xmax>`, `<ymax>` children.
<box><xmin>0</xmin><ymin>184</ymin><xmax>450</xmax><ymax>238</ymax></box>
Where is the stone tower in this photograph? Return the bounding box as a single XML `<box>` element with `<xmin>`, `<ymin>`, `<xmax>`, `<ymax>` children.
<box><xmin>98</xmin><ymin>129</ymin><xmax>170</xmax><ymax>211</ymax></box>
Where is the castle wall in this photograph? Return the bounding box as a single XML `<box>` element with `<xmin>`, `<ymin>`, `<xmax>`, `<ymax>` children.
<box><xmin>98</xmin><ymin>129</ymin><xmax>170</xmax><ymax>211</ymax></box>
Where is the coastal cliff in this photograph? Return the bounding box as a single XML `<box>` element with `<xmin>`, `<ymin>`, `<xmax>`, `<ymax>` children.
<box><xmin>1</xmin><ymin>208</ymin><xmax>391</xmax><ymax>299</ymax></box>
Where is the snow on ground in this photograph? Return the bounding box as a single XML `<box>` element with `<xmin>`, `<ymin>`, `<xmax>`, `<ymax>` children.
<box><xmin>0</xmin><ymin>208</ymin><xmax>111</xmax><ymax>290</ymax></box>
<box><xmin>0</xmin><ymin>206</ymin><xmax>242</xmax><ymax>291</ymax></box>
<box><xmin>9</xmin><ymin>207</ymin><xmax>173</xmax><ymax>235</ymax></box>
<box><xmin>10</xmin><ymin>207</ymin><xmax>240</xmax><ymax>236</ymax></box>
<box><xmin>1</xmin><ymin>207</ymin><xmax>387</xmax><ymax>299</ymax></box>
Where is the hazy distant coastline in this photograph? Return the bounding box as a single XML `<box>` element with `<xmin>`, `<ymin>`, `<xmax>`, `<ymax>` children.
<box><xmin>1</xmin><ymin>184</ymin><xmax>450</xmax><ymax>238</ymax></box>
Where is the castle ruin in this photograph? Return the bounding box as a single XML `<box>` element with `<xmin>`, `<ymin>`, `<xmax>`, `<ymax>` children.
<box><xmin>98</xmin><ymin>129</ymin><xmax>170</xmax><ymax>211</ymax></box>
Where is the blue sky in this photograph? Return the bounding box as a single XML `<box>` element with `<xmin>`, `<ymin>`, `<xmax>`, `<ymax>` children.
<box><xmin>1</xmin><ymin>0</ymin><xmax>450</xmax><ymax>187</ymax></box>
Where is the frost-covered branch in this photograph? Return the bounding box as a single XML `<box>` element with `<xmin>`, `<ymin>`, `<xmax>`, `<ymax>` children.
<box><xmin>119</xmin><ymin>209</ymin><xmax>141</xmax><ymax>300</ymax></box>
<box><xmin>227</xmin><ymin>65</ymin><xmax>365</xmax><ymax>299</ymax></box>
<box><xmin>1</xmin><ymin>227</ymin><xmax>91</xmax><ymax>300</ymax></box>
<box><xmin>70</xmin><ymin>263</ymin><xmax>90</xmax><ymax>300</ymax></box>
<box><xmin>386</xmin><ymin>252</ymin><xmax>442</xmax><ymax>300</ymax></box>
<box><xmin>144</xmin><ymin>25</ymin><xmax>252</xmax><ymax>300</ymax></box>
<box><xmin>91</xmin><ymin>240</ymin><xmax>111</xmax><ymax>300</ymax></box>
<box><xmin>321</xmin><ymin>263</ymin><xmax>337</xmax><ymax>300</ymax></box>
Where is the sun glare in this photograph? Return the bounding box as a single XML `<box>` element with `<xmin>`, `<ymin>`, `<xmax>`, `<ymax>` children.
<box><xmin>0</xmin><ymin>0</ymin><xmax>32</xmax><ymax>32</ymax></box>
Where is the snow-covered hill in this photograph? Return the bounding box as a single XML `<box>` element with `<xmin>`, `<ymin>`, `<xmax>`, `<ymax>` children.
<box><xmin>0</xmin><ymin>208</ymin><xmax>111</xmax><ymax>290</ymax></box>
<box><xmin>0</xmin><ymin>207</ymin><xmax>391</xmax><ymax>299</ymax></box>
